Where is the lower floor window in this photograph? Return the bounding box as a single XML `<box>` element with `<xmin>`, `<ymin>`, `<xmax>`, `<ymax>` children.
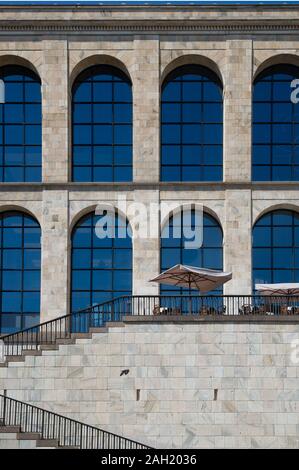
<box><xmin>0</xmin><ymin>211</ymin><xmax>41</xmax><ymax>334</ymax></box>
<box><xmin>71</xmin><ymin>211</ymin><xmax>132</xmax><ymax>312</ymax></box>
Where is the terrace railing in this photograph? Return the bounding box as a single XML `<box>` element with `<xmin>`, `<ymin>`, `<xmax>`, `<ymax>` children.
<box><xmin>1</xmin><ymin>294</ymin><xmax>299</xmax><ymax>358</ymax></box>
<box><xmin>0</xmin><ymin>394</ymin><xmax>151</xmax><ymax>449</ymax></box>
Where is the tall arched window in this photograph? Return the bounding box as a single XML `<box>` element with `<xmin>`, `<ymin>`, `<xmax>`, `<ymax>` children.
<box><xmin>0</xmin><ymin>65</ymin><xmax>42</xmax><ymax>182</ymax></box>
<box><xmin>253</xmin><ymin>64</ymin><xmax>299</xmax><ymax>181</ymax></box>
<box><xmin>253</xmin><ymin>209</ymin><xmax>299</xmax><ymax>286</ymax></box>
<box><xmin>72</xmin><ymin>65</ymin><xmax>132</xmax><ymax>182</ymax></box>
<box><xmin>161</xmin><ymin>65</ymin><xmax>223</xmax><ymax>182</ymax></box>
<box><xmin>0</xmin><ymin>211</ymin><xmax>41</xmax><ymax>334</ymax></box>
<box><xmin>160</xmin><ymin>209</ymin><xmax>223</xmax><ymax>295</ymax></box>
<box><xmin>71</xmin><ymin>211</ymin><xmax>132</xmax><ymax>312</ymax></box>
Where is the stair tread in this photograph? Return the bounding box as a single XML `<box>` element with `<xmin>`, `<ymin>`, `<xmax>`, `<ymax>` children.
<box><xmin>89</xmin><ymin>327</ymin><xmax>108</xmax><ymax>333</ymax></box>
<box><xmin>5</xmin><ymin>356</ymin><xmax>25</xmax><ymax>362</ymax></box>
<box><xmin>22</xmin><ymin>350</ymin><xmax>42</xmax><ymax>356</ymax></box>
<box><xmin>36</xmin><ymin>438</ymin><xmax>59</xmax><ymax>447</ymax></box>
<box><xmin>17</xmin><ymin>432</ymin><xmax>41</xmax><ymax>440</ymax></box>
<box><xmin>0</xmin><ymin>426</ymin><xmax>21</xmax><ymax>433</ymax></box>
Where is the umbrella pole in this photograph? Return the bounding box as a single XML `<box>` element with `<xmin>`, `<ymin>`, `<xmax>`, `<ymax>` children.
<box><xmin>189</xmin><ymin>276</ymin><xmax>192</xmax><ymax>315</ymax></box>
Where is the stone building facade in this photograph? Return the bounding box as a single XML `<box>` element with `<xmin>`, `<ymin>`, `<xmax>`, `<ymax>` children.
<box><xmin>0</xmin><ymin>3</ymin><xmax>298</xmax><ymax>319</ymax></box>
<box><xmin>0</xmin><ymin>3</ymin><xmax>299</xmax><ymax>450</ymax></box>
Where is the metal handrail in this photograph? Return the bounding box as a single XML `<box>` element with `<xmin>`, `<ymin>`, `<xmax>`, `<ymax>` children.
<box><xmin>0</xmin><ymin>394</ymin><xmax>151</xmax><ymax>449</ymax></box>
<box><xmin>1</xmin><ymin>294</ymin><xmax>299</xmax><ymax>357</ymax></box>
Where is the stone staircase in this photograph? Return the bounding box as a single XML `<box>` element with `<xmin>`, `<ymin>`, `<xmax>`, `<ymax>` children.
<box><xmin>0</xmin><ymin>394</ymin><xmax>151</xmax><ymax>449</ymax></box>
<box><xmin>0</xmin><ymin>327</ymin><xmax>113</xmax><ymax>368</ymax></box>
<box><xmin>0</xmin><ymin>425</ymin><xmax>79</xmax><ymax>449</ymax></box>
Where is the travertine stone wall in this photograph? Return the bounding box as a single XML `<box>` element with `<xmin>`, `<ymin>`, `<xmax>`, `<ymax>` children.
<box><xmin>42</xmin><ymin>40</ymin><xmax>69</xmax><ymax>183</ymax></box>
<box><xmin>132</xmin><ymin>190</ymin><xmax>160</xmax><ymax>295</ymax></box>
<box><xmin>0</xmin><ymin>8</ymin><xmax>298</xmax><ymax>321</ymax></box>
<box><xmin>223</xmin><ymin>40</ymin><xmax>252</xmax><ymax>183</ymax></box>
<box><xmin>1</xmin><ymin>320</ymin><xmax>299</xmax><ymax>449</ymax></box>
<box><xmin>133</xmin><ymin>36</ymin><xmax>160</xmax><ymax>183</ymax></box>
<box><xmin>224</xmin><ymin>190</ymin><xmax>252</xmax><ymax>295</ymax></box>
<box><xmin>40</xmin><ymin>191</ymin><xmax>69</xmax><ymax>322</ymax></box>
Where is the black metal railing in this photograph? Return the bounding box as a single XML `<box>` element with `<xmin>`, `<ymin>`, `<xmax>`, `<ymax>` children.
<box><xmin>84</xmin><ymin>294</ymin><xmax>299</xmax><ymax>318</ymax></box>
<box><xmin>0</xmin><ymin>394</ymin><xmax>151</xmax><ymax>449</ymax></box>
<box><xmin>1</xmin><ymin>295</ymin><xmax>299</xmax><ymax>358</ymax></box>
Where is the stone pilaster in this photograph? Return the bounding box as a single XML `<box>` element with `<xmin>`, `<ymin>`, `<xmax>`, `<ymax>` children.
<box><xmin>40</xmin><ymin>190</ymin><xmax>69</xmax><ymax>322</ymax></box>
<box><xmin>132</xmin><ymin>189</ymin><xmax>160</xmax><ymax>295</ymax></box>
<box><xmin>224</xmin><ymin>189</ymin><xmax>252</xmax><ymax>295</ymax></box>
<box><xmin>223</xmin><ymin>40</ymin><xmax>252</xmax><ymax>182</ymax></box>
<box><xmin>132</xmin><ymin>36</ymin><xmax>160</xmax><ymax>183</ymax></box>
<box><xmin>41</xmin><ymin>40</ymin><xmax>69</xmax><ymax>183</ymax></box>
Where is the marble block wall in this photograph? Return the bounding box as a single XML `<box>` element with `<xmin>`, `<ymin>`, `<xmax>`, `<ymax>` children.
<box><xmin>1</xmin><ymin>320</ymin><xmax>299</xmax><ymax>449</ymax></box>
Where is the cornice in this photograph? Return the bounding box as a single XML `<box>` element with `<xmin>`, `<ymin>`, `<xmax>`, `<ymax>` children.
<box><xmin>1</xmin><ymin>20</ymin><xmax>299</xmax><ymax>34</ymax></box>
<box><xmin>0</xmin><ymin>181</ymin><xmax>298</xmax><ymax>192</ymax></box>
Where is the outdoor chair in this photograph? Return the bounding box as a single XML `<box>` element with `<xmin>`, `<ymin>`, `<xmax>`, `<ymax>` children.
<box><xmin>254</xmin><ymin>304</ymin><xmax>266</xmax><ymax>315</ymax></box>
<box><xmin>152</xmin><ymin>305</ymin><xmax>181</xmax><ymax>316</ymax></box>
<box><xmin>218</xmin><ymin>305</ymin><xmax>226</xmax><ymax>315</ymax></box>
<box><xmin>280</xmin><ymin>305</ymin><xmax>288</xmax><ymax>315</ymax></box>
<box><xmin>239</xmin><ymin>304</ymin><xmax>252</xmax><ymax>315</ymax></box>
<box><xmin>201</xmin><ymin>306</ymin><xmax>217</xmax><ymax>316</ymax></box>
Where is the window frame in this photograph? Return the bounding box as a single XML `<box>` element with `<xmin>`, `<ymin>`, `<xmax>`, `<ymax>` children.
<box><xmin>252</xmin><ymin>209</ymin><xmax>299</xmax><ymax>288</ymax></box>
<box><xmin>0</xmin><ymin>65</ymin><xmax>42</xmax><ymax>183</ymax></box>
<box><xmin>160</xmin><ymin>209</ymin><xmax>223</xmax><ymax>295</ymax></box>
<box><xmin>70</xmin><ymin>211</ymin><xmax>132</xmax><ymax>312</ymax></box>
<box><xmin>252</xmin><ymin>64</ymin><xmax>299</xmax><ymax>181</ymax></box>
<box><xmin>0</xmin><ymin>211</ymin><xmax>41</xmax><ymax>334</ymax></box>
<box><xmin>72</xmin><ymin>65</ymin><xmax>133</xmax><ymax>183</ymax></box>
<box><xmin>161</xmin><ymin>64</ymin><xmax>223</xmax><ymax>182</ymax></box>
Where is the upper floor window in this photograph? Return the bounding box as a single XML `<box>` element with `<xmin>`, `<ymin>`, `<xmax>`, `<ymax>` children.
<box><xmin>253</xmin><ymin>64</ymin><xmax>299</xmax><ymax>181</ymax></box>
<box><xmin>0</xmin><ymin>211</ymin><xmax>41</xmax><ymax>334</ymax></box>
<box><xmin>0</xmin><ymin>66</ymin><xmax>42</xmax><ymax>182</ymax></box>
<box><xmin>72</xmin><ymin>65</ymin><xmax>133</xmax><ymax>182</ymax></box>
<box><xmin>161</xmin><ymin>65</ymin><xmax>223</xmax><ymax>182</ymax></box>
<box><xmin>253</xmin><ymin>209</ymin><xmax>299</xmax><ymax>286</ymax></box>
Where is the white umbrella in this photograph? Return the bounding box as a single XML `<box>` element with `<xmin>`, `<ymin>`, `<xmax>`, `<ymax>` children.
<box><xmin>255</xmin><ymin>283</ymin><xmax>299</xmax><ymax>296</ymax></box>
<box><xmin>150</xmin><ymin>264</ymin><xmax>232</xmax><ymax>293</ymax></box>
<box><xmin>150</xmin><ymin>264</ymin><xmax>232</xmax><ymax>314</ymax></box>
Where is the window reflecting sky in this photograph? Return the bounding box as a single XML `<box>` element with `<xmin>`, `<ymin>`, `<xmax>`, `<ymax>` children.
<box><xmin>72</xmin><ymin>65</ymin><xmax>132</xmax><ymax>182</ymax></box>
<box><xmin>0</xmin><ymin>211</ymin><xmax>41</xmax><ymax>334</ymax></box>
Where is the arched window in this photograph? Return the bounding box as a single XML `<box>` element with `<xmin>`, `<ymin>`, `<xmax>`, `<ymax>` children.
<box><xmin>0</xmin><ymin>211</ymin><xmax>41</xmax><ymax>334</ymax></box>
<box><xmin>72</xmin><ymin>65</ymin><xmax>132</xmax><ymax>182</ymax></box>
<box><xmin>253</xmin><ymin>209</ymin><xmax>299</xmax><ymax>286</ymax></box>
<box><xmin>161</xmin><ymin>65</ymin><xmax>223</xmax><ymax>182</ymax></box>
<box><xmin>0</xmin><ymin>65</ymin><xmax>42</xmax><ymax>182</ymax></box>
<box><xmin>160</xmin><ymin>209</ymin><xmax>223</xmax><ymax>295</ymax></box>
<box><xmin>253</xmin><ymin>64</ymin><xmax>299</xmax><ymax>181</ymax></box>
<box><xmin>71</xmin><ymin>211</ymin><xmax>132</xmax><ymax>312</ymax></box>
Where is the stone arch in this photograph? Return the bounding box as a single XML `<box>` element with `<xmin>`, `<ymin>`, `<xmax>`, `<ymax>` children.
<box><xmin>0</xmin><ymin>204</ymin><xmax>41</xmax><ymax>227</ymax></box>
<box><xmin>161</xmin><ymin>54</ymin><xmax>224</xmax><ymax>88</ymax></box>
<box><xmin>253</xmin><ymin>53</ymin><xmax>299</xmax><ymax>82</ymax></box>
<box><xmin>253</xmin><ymin>203</ymin><xmax>299</xmax><ymax>227</ymax></box>
<box><xmin>160</xmin><ymin>203</ymin><xmax>223</xmax><ymax>237</ymax></box>
<box><xmin>0</xmin><ymin>54</ymin><xmax>41</xmax><ymax>80</ymax></box>
<box><xmin>69</xmin><ymin>54</ymin><xmax>132</xmax><ymax>89</ymax></box>
<box><xmin>69</xmin><ymin>203</ymin><xmax>133</xmax><ymax>236</ymax></box>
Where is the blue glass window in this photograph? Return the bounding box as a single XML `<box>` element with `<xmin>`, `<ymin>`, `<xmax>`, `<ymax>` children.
<box><xmin>71</xmin><ymin>211</ymin><xmax>132</xmax><ymax>312</ymax></box>
<box><xmin>253</xmin><ymin>65</ymin><xmax>299</xmax><ymax>181</ymax></box>
<box><xmin>161</xmin><ymin>65</ymin><xmax>223</xmax><ymax>182</ymax></box>
<box><xmin>72</xmin><ymin>66</ymin><xmax>132</xmax><ymax>182</ymax></box>
<box><xmin>253</xmin><ymin>210</ymin><xmax>299</xmax><ymax>287</ymax></box>
<box><xmin>0</xmin><ymin>211</ymin><xmax>41</xmax><ymax>334</ymax></box>
<box><xmin>160</xmin><ymin>210</ymin><xmax>223</xmax><ymax>295</ymax></box>
<box><xmin>0</xmin><ymin>66</ymin><xmax>42</xmax><ymax>182</ymax></box>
